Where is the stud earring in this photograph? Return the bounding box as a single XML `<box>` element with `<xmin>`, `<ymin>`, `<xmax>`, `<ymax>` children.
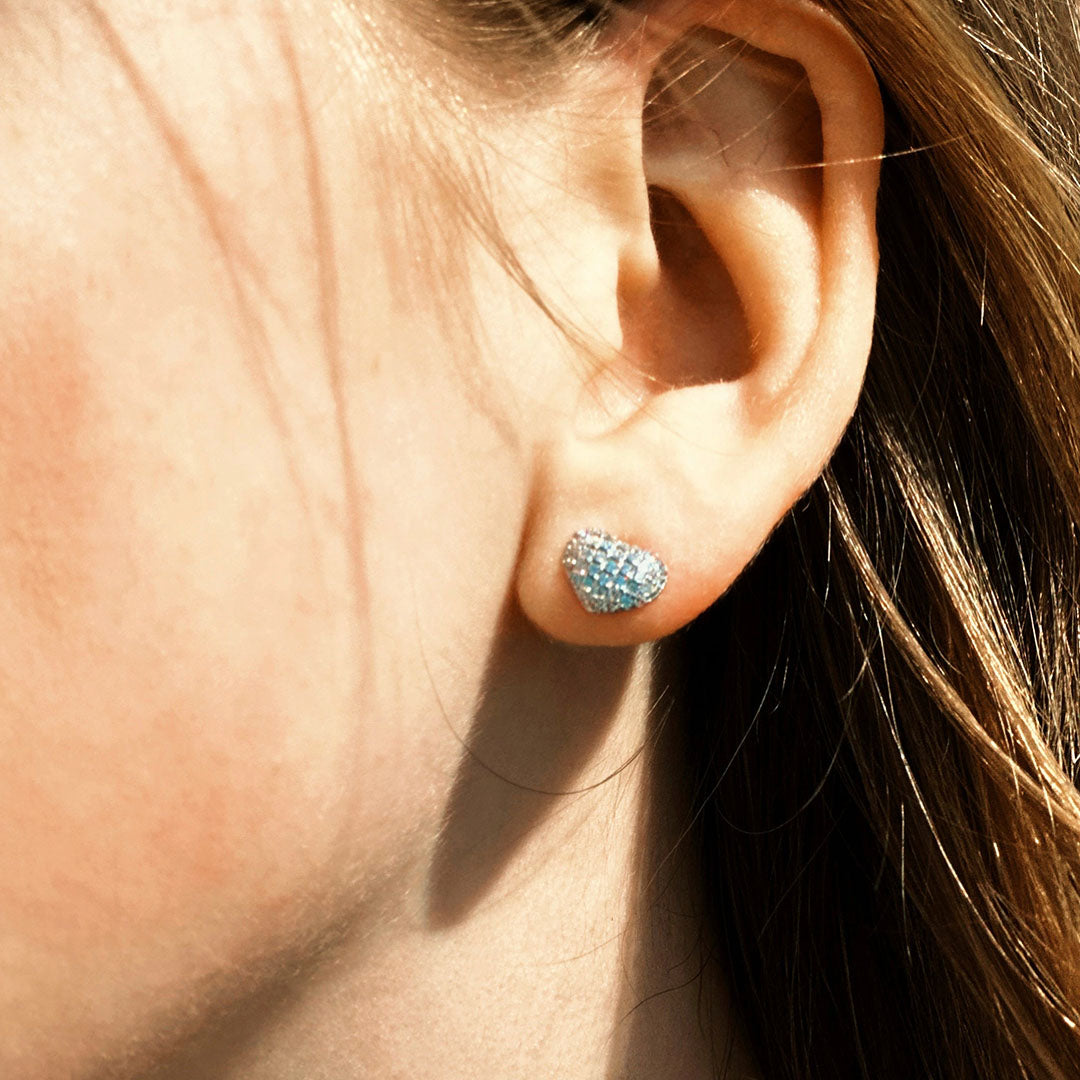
<box><xmin>561</xmin><ymin>528</ymin><xmax>668</xmax><ymax>614</ymax></box>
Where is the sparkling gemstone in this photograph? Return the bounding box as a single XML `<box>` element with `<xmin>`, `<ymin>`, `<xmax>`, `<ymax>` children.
<box><xmin>561</xmin><ymin>528</ymin><xmax>668</xmax><ymax>614</ymax></box>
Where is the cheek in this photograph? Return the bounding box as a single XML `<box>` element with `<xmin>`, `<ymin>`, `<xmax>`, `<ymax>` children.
<box><xmin>0</xmin><ymin>19</ymin><xmax>538</xmax><ymax>1068</ymax></box>
<box><xmin>0</xmin><ymin>242</ymin><xmax>533</xmax><ymax>1075</ymax></box>
<box><xmin>0</xmin><ymin>293</ymin><xmax>373</xmax><ymax>1069</ymax></box>
<box><xmin>0</xmin><ymin>314</ymin><xmax>103</xmax><ymax>627</ymax></box>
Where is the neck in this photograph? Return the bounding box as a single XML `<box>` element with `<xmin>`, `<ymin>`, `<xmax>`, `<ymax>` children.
<box><xmin>150</xmin><ymin>619</ymin><xmax>755</xmax><ymax>1079</ymax></box>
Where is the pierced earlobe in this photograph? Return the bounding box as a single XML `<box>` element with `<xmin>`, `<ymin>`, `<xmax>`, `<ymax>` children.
<box><xmin>562</xmin><ymin>528</ymin><xmax>668</xmax><ymax>614</ymax></box>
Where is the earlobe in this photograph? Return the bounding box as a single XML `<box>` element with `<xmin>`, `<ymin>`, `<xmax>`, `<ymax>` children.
<box><xmin>516</xmin><ymin>0</ymin><xmax>884</xmax><ymax>647</ymax></box>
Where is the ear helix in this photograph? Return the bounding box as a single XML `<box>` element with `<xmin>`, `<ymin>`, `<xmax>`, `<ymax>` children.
<box><xmin>561</xmin><ymin>528</ymin><xmax>668</xmax><ymax>614</ymax></box>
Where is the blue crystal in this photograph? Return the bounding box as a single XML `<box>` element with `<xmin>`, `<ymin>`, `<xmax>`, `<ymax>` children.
<box><xmin>561</xmin><ymin>528</ymin><xmax>668</xmax><ymax>615</ymax></box>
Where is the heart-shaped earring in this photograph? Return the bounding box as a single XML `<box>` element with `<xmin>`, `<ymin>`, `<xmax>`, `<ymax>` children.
<box><xmin>561</xmin><ymin>528</ymin><xmax>668</xmax><ymax>614</ymax></box>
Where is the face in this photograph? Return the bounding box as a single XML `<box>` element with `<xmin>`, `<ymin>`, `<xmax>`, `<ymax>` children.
<box><xmin>0</xmin><ymin>4</ymin><xmax>583</xmax><ymax>1073</ymax></box>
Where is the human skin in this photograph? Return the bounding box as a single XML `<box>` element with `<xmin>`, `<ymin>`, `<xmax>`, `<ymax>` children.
<box><xmin>0</xmin><ymin>3</ymin><xmax>713</xmax><ymax>1075</ymax></box>
<box><xmin>0</xmin><ymin>0</ymin><xmax>880</xmax><ymax>1076</ymax></box>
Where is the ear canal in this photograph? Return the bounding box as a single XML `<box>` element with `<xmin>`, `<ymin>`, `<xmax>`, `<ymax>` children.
<box><xmin>642</xmin><ymin>184</ymin><xmax>752</xmax><ymax>388</ymax></box>
<box><xmin>635</xmin><ymin>29</ymin><xmax>826</xmax><ymax>413</ymax></box>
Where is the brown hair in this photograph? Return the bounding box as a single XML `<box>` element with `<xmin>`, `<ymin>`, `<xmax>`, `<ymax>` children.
<box><xmin>404</xmin><ymin>0</ymin><xmax>1080</xmax><ymax>1074</ymax></box>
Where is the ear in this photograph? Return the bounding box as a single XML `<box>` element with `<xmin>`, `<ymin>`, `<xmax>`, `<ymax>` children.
<box><xmin>515</xmin><ymin>0</ymin><xmax>884</xmax><ymax>646</ymax></box>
